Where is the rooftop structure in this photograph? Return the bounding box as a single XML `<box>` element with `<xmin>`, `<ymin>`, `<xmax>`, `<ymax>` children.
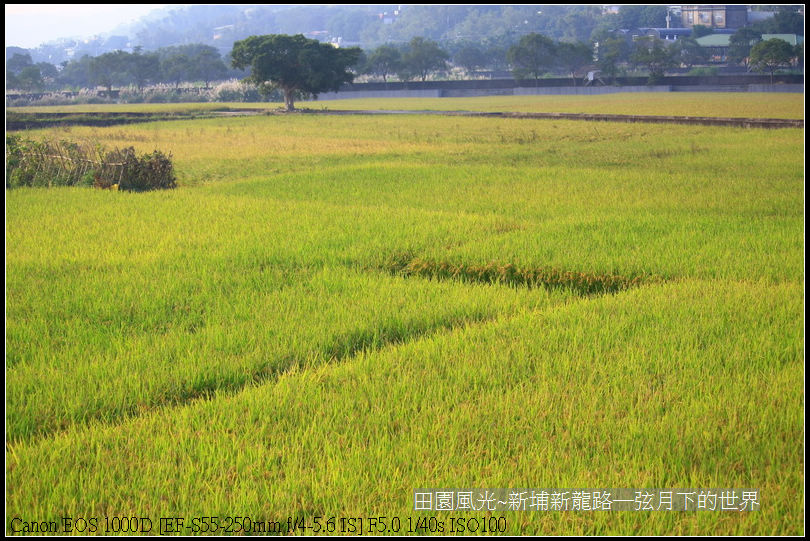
<box><xmin>680</xmin><ymin>5</ymin><xmax>748</xmax><ymax>29</ymax></box>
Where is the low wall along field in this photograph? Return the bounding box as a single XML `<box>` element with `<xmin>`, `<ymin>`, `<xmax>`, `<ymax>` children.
<box><xmin>5</xmin><ymin>93</ymin><xmax>804</xmax><ymax>535</ymax></box>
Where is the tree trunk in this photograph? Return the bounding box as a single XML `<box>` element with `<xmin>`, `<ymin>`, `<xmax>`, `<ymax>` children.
<box><xmin>283</xmin><ymin>88</ymin><xmax>295</xmax><ymax>111</ymax></box>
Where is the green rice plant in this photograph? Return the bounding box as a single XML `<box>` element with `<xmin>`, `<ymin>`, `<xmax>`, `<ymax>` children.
<box><xmin>5</xmin><ymin>98</ymin><xmax>804</xmax><ymax>535</ymax></box>
<box><xmin>383</xmin><ymin>254</ymin><xmax>661</xmax><ymax>295</ymax></box>
<box><xmin>6</xmin><ymin>279</ymin><xmax>803</xmax><ymax>535</ymax></box>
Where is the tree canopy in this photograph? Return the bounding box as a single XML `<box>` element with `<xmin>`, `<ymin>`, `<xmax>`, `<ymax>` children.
<box><xmin>90</xmin><ymin>51</ymin><xmax>132</xmax><ymax>94</ymax></box>
<box><xmin>159</xmin><ymin>44</ymin><xmax>228</xmax><ymax>88</ymax></box>
<box><xmin>617</xmin><ymin>5</ymin><xmax>668</xmax><ymax>30</ymax></box>
<box><xmin>752</xmin><ymin>7</ymin><xmax>805</xmax><ymax>35</ymax></box>
<box><xmin>231</xmin><ymin>34</ymin><xmax>361</xmax><ymax>111</ymax></box>
<box><xmin>631</xmin><ymin>37</ymin><xmax>677</xmax><ymax>83</ymax></box>
<box><xmin>452</xmin><ymin>43</ymin><xmax>487</xmax><ymax>75</ymax></box>
<box><xmin>363</xmin><ymin>45</ymin><xmax>402</xmax><ymax>82</ymax></box>
<box><xmin>749</xmin><ymin>38</ymin><xmax>796</xmax><ymax>83</ymax></box>
<box><xmin>672</xmin><ymin>37</ymin><xmax>709</xmax><ymax>70</ymax></box>
<box><xmin>597</xmin><ymin>37</ymin><xmax>630</xmax><ymax>81</ymax></box>
<box><xmin>399</xmin><ymin>37</ymin><xmax>449</xmax><ymax>82</ymax></box>
<box><xmin>728</xmin><ymin>28</ymin><xmax>763</xmax><ymax>70</ymax></box>
<box><xmin>507</xmin><ymin>33</ymin><xmax>556</xmax><ymax>82</ymax></box>
<box><xmin>555</xmin><ymin>41</ymin><xmax>593</xmax><ymax>84</ymax></box>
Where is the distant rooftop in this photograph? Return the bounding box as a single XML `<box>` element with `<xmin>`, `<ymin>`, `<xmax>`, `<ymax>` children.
<box><xmin>761</xmin><ymin>34</ymin><xmax>804</xmax><ymax>46</ymax></box>
<box><xmin>695</xmin><ymin>33</ymin><xmax>804</xmax><ymax>48</ymax></box>
<box><xmin>695</xmin><ymin>34</ymin><xmax>732</xmax><ymax>47</ymax></box>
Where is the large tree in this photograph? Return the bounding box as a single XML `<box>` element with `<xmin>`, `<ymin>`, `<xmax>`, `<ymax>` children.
<box><xmin>400</xmin><ymin>37</ymin><xmax>449</xmax><ymax>82</ymax></box>
<box><xmin>128</xmin><ymin>49</ymin><xmax>161</xmax><ymax>91</ymax></box>
<box><xmin>58</xmin><ymin>55</ymin><xmax>94</xmax><ymax>89</ymax></box>
<box><xmin>749</xmin><ymin>38</ymin><xmax>796</xmax><ymax>84</ymax></box>
<box><xmin>231</xmin><ymin>34</ymin><xmax>361</xmax><ymax>111</ymax></box>
<box><xmin>16</xmin><ymin>65</ymin><xmax>44</xmax><ymax>92</ymax></box>
<box><xmin>89</xmin><ymin>50</ymin><xmax>131</xmax><ymax>94</ymax></box>
<box><xmin>672</xmin><ymin>36</ymin><xmax>709</xmax><ymax>70</ymax></box>
<box><xmin>364</xmin><ymin>44</ymin><xmax>402</xmax><ymax>83</ymax></box>
<box><xmin>597</xmin><ymin>37</ymin><xmax>630</xmax><ymax>82</ymax></box>
<box><xmin>453</xmin><ymin>43</ymin><xmax>487</xmax><ymax>75</ymax></box>
<box><xmin>180</xmin><ymin>44</ymin><xmax>228</xmax><ymax>88</ymax></box>
<box><xmin>555</xmin><ymin>41</ymin><xmax>593</xmax><ymax>85</ymax></box>
<box><xmin>631</xmin><ymin>37</ymin><xmax>677</xmax><ymax>83</ymax></box>
<box><xmin>728</xmin><ymin>28</ymin><xmax>763</xmax><ymax>71</ymax></box>
<box><xmin>158</xmin><ymin>44</ymin><xmax>228</xmax><ymax>88</ymax></box>
<box><xmin>160</xmin><ymin>52</ymin><xmax>191</xmax><ymax>88</ymax></box>
<box><xmin>507</xmin><ymin>33</ymin><xmax>556</xmax><ymax>83</ymax></box>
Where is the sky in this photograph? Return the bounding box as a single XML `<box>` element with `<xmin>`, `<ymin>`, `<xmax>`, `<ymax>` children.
<box><xmin>5</xmin><ymin>4</ymin><xmax>175</xmax><ymax>49</ymax></box>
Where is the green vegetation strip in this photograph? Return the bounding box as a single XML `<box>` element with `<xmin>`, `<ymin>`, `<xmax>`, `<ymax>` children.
<box><xmin>304</xmin><ymin>93</ymin><xmax>805</xmax><ymax>119</ymax></box>
<box><xmin>384</xmin><ymin>255</ymin><xmax>661</xmax><ymax>296</ymax></box>
<box><xmin>320</xmin><ymin>109</ymin><xmax>804</xmax><ymax>129</ymax></box>
<box><xmin>8</xmin><ymin>93</ymin><xmax>804</xmax><ymax>119</ymax></box>
<box><xmin>5</xmin><ymin>109</ymin><xmax>259</xmax><ymax>130</ymax></box>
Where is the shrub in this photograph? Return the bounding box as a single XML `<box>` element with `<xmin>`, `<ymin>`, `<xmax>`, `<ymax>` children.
<box><xmin>101</xmin><ymin>147</ymin><xmax>176</xmax><ymax>191</ymax></box>
<box><xmin>6</xmin><ymin>135</ymin><xmax>176</xmax><ymax>192</ymax></box>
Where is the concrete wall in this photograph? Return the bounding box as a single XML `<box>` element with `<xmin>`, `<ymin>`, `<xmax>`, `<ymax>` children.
<box><xmin>310</xmin><ymin>85</ymin><xmax>695</xmax><ymax>101</ymax></box>
<box><xmin>315</xmin><ymin>89</ymin><xmax>442</xmax><ymax>100</ymax></box>
<box><xmin>513</xmin><ymin>85</ymin><xmax>671</xmax><ymax>95</ymax></box>
<box><xmin>307</xmin><ymin>75</ymin><xmax>803</xmax><ymax>102</ymax></box>
<box><xmin>746</xmin><ymin>84</ymin><xmax>804</xmax><ymax>93</ymax></box>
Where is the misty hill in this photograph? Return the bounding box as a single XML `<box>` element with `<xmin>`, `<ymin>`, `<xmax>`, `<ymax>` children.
<box><xmin>19</xmin><ymin>5</ymin><xmax>609</xmax><ymax>64</ymax></box>
<box><xmin>14</xmin><ymin>4</ymin><xmax>802</xmax><ymax>67</ymax></box>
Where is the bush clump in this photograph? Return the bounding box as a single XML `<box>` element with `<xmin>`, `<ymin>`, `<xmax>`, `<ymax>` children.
<box><xmin>6</xmin><ymin>135</ymin><xmax>176</xmax><ymax>191</ymax></box>
<box><xmin>93</xmin><ymin>147</ymin><xmax>176</xmax><ymax>191</ymax></box>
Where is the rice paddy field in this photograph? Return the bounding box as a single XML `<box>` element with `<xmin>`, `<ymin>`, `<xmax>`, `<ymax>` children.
<box><xmin>5</xmin><ymin>93</ymin><xmax>805</xmax><ymax>535</ymax></box>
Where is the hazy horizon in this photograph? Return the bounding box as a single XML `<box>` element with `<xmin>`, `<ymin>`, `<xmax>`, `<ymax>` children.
<box><xmin>5</xmin><ymin>4</ymin><xmax>174</xmax><ymax>49</ymax></box>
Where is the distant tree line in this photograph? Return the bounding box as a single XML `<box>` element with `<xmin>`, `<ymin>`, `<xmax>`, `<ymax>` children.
<box><xmin>359</xmin><ymin>31</ymin><xmax>800</xmax><ymax>85</ymax></box>
<box><xmin>360</xmin><ymin>35</ymin><xmax>596</xmax><ymax>83</ymax></box>
<box><xmin>7</xmin><ymin>44</ymin><xmax>234</xmax><ymax>92</ymax></box>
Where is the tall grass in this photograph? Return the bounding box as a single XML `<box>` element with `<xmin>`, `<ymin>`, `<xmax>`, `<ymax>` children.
<box><xmin>7</xmin><ymin>280</ymin><xmax>803</xmax><ymax>534</ymax></box>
